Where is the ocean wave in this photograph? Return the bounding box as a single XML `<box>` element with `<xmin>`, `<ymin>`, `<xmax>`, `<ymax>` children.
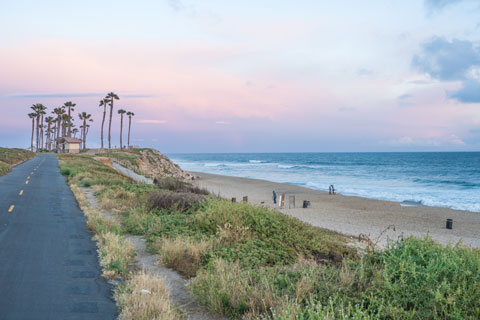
<box><xmin>278</xmin><ymin>164</ymin><xmax>295</xmax><ymax>169</ymax></box>
<box><xmin>249</xmin><ymin>160</ymin><xmax>265</xmax><ymax>163</ymax></box>
<box><xmin>400</xmin><ymin>199</ymin><xmax>424</xmax><ymax>207</ymax></box>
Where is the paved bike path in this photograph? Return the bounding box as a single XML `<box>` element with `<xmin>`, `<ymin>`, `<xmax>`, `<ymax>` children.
<box><xmin>0</xmin><ymin>154</ymin><xmax>117</xmax><ymax>319</ymax></box>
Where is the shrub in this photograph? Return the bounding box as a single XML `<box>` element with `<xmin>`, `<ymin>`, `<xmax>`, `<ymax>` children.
<box><xmin>148</xmin><ymin>191</ymin><xmax>206</xmax><ymax>212</ymax></box>
<box><xmin>0</xmin><ymin>161</ymin><xmax>10</xmax><ymax>176</ymax></box>
<box><xmin>158</xmin><ymin>237</ymin><xmax>213</xmax><ymax>277</ymax></box>
<box><xmin>156</xmin><ymin>177</ymin><xmax>209</xmax><ymax>195</ymax></box>
<box><xmin>60</xmin><ymin>168</ymin><xmax>71</xmax><ymax>176</ymax></box>
<box><xmin>82</xmin><ymin>180</ymin><xmax>92</xmax><ymax>187</ymax></box>
<box><xmin>195</xmin><ymin>199</ymin><xmax>355</xmax><ymax>267</ymax></box>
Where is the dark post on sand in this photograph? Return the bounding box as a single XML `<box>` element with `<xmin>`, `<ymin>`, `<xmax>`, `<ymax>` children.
<box><xmin>446</xmin><ymin>218</ymin><xmax>453</xmax><ymax>229</ymax></box>
<box><xmin>243</xmin><ymin>196</ymin><xmax>248</xmax><ymax>203</ymax></box>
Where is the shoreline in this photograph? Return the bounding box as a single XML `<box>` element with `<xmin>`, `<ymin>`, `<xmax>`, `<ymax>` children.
<box><xmin>192</xmin><ymin>171</ymin><xmax>480</xmax><ymax>249</ymax></box>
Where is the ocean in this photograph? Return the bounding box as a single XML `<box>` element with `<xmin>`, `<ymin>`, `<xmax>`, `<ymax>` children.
<box><xmin>169</xmin><ymin>152</ymin><xmax>480</xmax><ymax>213</ymax></box>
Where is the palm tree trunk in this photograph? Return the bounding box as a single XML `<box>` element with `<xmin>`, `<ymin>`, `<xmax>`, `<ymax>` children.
<box><xmin>101</xmin><ymin>106</ymin><xmax>106</xmax><ymax>149</ymax></box>
<box><xmin>83</xmin><ymin>119</ymin><xmax>86</xmax><ymax>150</ymax></box>
<box><xmin>127</xmin><ymin>116</ymin><xmax>131</xmax><ymax>149</ymax></box>
<box><xmin>30</xmin><ymin>118</ymin><xmax>34</xmax><ymax>152</ymax></box>
<box><xmin>67</xmin><ymin>108</ymin><xmax>71</xmax><ymax>137</ymax></box>
<box><xmin>36</xmin><ymin>116</ymin><xmax>40</xmax><ymax>152</ymax></box>
<box><xmin>108</xmin><ymin>102</ymin><xmax>113</xmax><ymax>150</ymax></box>
<box><xmin>40</xmin><ymin>114</ymin><xmax>44</xmax><ymax>150</ymax></box>
<box><xmin>120</xmin><ymin>114</ymin><xmax>123</xmax><ymax>150</ymax></box>
<box><xmin>56</xmin><ymin>118</ymin><xmax>60</xmax><ymax>149</ymax></box>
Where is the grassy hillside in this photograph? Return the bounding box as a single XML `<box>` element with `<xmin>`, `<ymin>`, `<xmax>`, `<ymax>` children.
<box><xmin>58</xmin><ymin>154</ymin><xmax>480</xmax><ymax>320</ymax></box>
<box><xmin>0</xmin><ymin>147</ymin><xmax>35</xmax><ymax>176</ymax></box>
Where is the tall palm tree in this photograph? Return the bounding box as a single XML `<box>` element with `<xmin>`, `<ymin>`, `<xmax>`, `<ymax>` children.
<box><xmin>52</xmin><ymin>107</ymin><xmax>65</xmax><ymax>149</ymax></box>
<box><xmin>72</xmin><ymin>128</ymin><xmax>79</xmax><ymax>138</ymax></box>
<box><xmin>99</xmin><ymin>98</ymin><xmax>109</xmax><ymax>149</ymax></box>
<box><xmin>78</xmin><ymin>112</ymin><xmax>93</xmax><ymax>150</ymax></box>
<box><xmin>28</xmin><ymin>112</ymin><xmax>36</xmax><ymax>152</ymax></box>
<box><xmin>61</xmin><ymin>114</ymin><xmax>70</xmax><ymax>138</ymax></box>
<box><xmin>105</xmin><ymin>92</ymin><xmax>119</xmax><ymax>150</ymax></box>
<box><xmin>126</xmin><ymin>111</ymin><xmax>135</xmax><ymax>149</ymax></box>
<box><xmin>64</xmin><ymin>101</ymin><xmax>76</xmax><ymax>137</ymax></box>
<box><xmin>30</xmin><ymin>104</ymin><xmax>43</xmax><ymax>152</ymax></box>
<box><xmin>117</xmin><ymin>109</ymin><xmax>126</xmax><ymax>150</ymax></box>
<box><xmin>45</xmin><ymin>116</ymin><xmax>54</xmax><ymax>151</ymax></box>
<box><xmin>38</xmin><ymin>105</ymin><xmax>47</xmax><ymax>150</ymax></box>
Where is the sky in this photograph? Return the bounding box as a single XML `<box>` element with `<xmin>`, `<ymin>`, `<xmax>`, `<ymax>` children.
<box><xmin>0</xmin><ymin>0</ymin><xmax>479</xmax><ymax>152</ymax></box>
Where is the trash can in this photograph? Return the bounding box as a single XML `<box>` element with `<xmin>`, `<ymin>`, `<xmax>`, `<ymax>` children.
<box><xmin>446</xmin><ymin>218</ymin><xmax>453</xmax><ymax>229</ymax></box>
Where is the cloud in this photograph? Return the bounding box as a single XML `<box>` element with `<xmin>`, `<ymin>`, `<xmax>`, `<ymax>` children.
<box><xmin>6</xmin><ymin>92</ymin><xmax>104</xmax><ymax>98</ymax></box>
<box><xmin>168</xmin><ymin>0</ymin><xmax>184</xmax><ymax>11</ymax></box>
<box><xmin>357</xmin><ymin>68</ymin><xmax>373</xmax><ymax>76</ymax></box>
<box><xmin>448</xmin><ymin>79</ymin><xmax>480</xmax><ymax>103</ymax></box>
<box><xmin>215</xmin><ymin>121</ymin><xmax>231</xmax><ymax>125</ymax></box>
<box><xmin>397</xmin><ymin>94</ymin><xmax>414</xmax><ymax>106</ymax></box>
<box><xmin>398</xmin><ymin>94</ymin><xmax>412</xmax><ymax>100</ymax></box>
<box><xmin>381</xmin><ymin>134</ymin><xmax>465</xmax><ymax>147</ymax></box>
<box><xmin>412</xmin><ymin>37</ymin><xmax>480</xmax><ymax>103</ymax></box>
<box><xmin>337</xmin><ymin>106</ymin><xmax>356</xmax><ymax>112</ymax></box>
<box><xmin>424</xmin><ymin>0</ymin><xmax>464</xmax><ymax>14</ymax></box>
<box><xmin>412</xmin><ymin>37</ymin><xmax>480</xmax><ymax>81</ymax></box>
<box><xmin>6</xmin><ymin>92</ymin><xmax>156</xmax><ymax>99</ymax></box>
<box><xmin>136</xmin><ymin>119</ymin><xmax>167</xmax><ymax>124</ymax></box>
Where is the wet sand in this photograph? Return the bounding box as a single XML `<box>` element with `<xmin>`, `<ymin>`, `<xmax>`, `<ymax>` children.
<box><xmin>193</xmin><ymin>172</ymin><xmax>480</xmax><ymax>249</ymax></box>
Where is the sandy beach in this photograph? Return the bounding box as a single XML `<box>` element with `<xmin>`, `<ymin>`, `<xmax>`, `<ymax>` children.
<box><xmin>193</xmin><ymin>172</ymin><xmax>480</xmax><ymax>249</ymax></box>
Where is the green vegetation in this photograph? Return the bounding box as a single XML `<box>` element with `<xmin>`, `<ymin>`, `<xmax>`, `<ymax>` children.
<box><xmin>0</xmin><ymin>161</ymin><xmax>10</xmax><ymax>176</ymax></box>
<box><xmin>0</xmin><ymin>147</ymin><xmax>35</xmax><ymax>176</ymax></box>
<box><xmin>58</xmin><ymin>154</ymin><xmax>480</xmax><ymax>320</ymax></box>
<box><xmin>101</xmin><ymin>152</ymin><xmax>138</xmax><ymax>166</ymax></box>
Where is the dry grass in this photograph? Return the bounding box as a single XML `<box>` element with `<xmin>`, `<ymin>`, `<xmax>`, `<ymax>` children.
<box><xmin>100</xmin><ymin>188</ymin><xmax>138</xmax><ymax>213</ymax></box>
<box><xmin>115</xmin><ymin>270</ymin><xmax>182</xmax><ymax>320</ymax></box>
<box><xmin>157</xmin><ymin>237</ymin><xmax>212</xmax><ymax>277</ymax></box>
<box><xmin>70</xmin><ymin>183</ymin><xmax>134</xmax><ymax>278</ymax></box>
<box><xmin>97</xmin><ymin>231</ymin><xmax>135</xmax><ymax>278</ymax></box>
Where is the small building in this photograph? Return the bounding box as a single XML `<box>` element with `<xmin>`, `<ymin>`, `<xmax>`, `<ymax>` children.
<box><xmin>58</xmin><ymin>137</ymin><xmax>82</xmax><ymax>154</ymax></box>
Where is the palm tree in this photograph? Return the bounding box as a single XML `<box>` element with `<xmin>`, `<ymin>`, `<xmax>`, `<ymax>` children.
<box><xmin>117</xmin><ymin>109</ymin><xmax>126</xmax><ymax>150</ymax></box>
<box><xmin>52</xmin><ymin>107</ymin><xmax>65</xmax><ymax>149</ymax></box>
<box><xmin>30</xmin><ymin>104</ymin><xmax>43</xmax><ymax>152</ymax></box>
<box><xmin>61</xmin><ymin>114</ymin><xmax>70</xmax><ymax>138</ymax></box>
<box><xmin>99</xmin><ymin>98</ymin><xmax>109</xmax><ymax>149</ymax></box>
<box><xmin>105</xmin><ymin>92</ymin><xmax>119</xmax><ymax>150</ymax></box>
<box><xmin>72</xmin><ymin>128</ymin><xmax>79</xmax><ymax>138</ymax></box>
<box><xmin>126</xmin><ymin>111</ymin><xmax>135</xmax><ymax>149</ymax></box>
<box><xmin>38</xmin><ymin>105</ymin><xmax>47</xmax><ymax>150</ymax></box>
<box><xmin>45</xmin><ymin>116</ymin><xmax>54</xmax><ymax>151</ymax></box>
<box><xmin>78</xmin><ymin>112</ymin><xmax>93</xmax><ymax>150</ymax></box>
<box><xmin>28</xmin><ymin>112</ymin><xmax>36</xmax><ymax>152</ymax></box>
<box><xmin>64</xmin><ymin>101</ymin><xmax>76</xmax><ymax>137</ymax></box>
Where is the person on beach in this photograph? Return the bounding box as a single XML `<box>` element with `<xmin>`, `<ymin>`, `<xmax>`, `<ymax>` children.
<box><xmin>329</xmin><ymin>185</ymin><xmax>335</xmax><ymax>195</ymax></box>
<box><xmin>273</xmin><ymin>190</ymin><xmax>277</xmax><ymax>204</ymax></box>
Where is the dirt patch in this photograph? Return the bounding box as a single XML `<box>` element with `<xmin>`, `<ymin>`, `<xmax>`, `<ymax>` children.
<box><xmin>93</xmin><ymin>157</ymin><xmax>113</xmax><ymax>167</ymax></box>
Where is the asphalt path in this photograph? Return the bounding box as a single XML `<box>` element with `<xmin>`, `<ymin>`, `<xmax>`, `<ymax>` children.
<box><xmin>0</xmin><ymin>154</ymin><xmax>117</xmax><ymax>319</ymax></box>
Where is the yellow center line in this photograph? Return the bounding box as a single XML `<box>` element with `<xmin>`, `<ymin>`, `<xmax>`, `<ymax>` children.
<box><xmin>19</xmin><ymin>190</ymin><xmax>23</xmax><ymax>195</ymax></box>
<box><xmin>8</xmin><ymin>205</ymin><xmax>14</xmax><ymax>213</ymax></box>
<box><xmin>25</xmin><ymin>180</ymin><xmax>29</xmax><ymax>185</ymax></box>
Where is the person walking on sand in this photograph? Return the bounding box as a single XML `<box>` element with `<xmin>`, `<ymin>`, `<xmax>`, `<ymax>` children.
<box><xmin>273</xmin><ymin>190</ymin><xmax>277</xmax><ymax>204</ymax></box>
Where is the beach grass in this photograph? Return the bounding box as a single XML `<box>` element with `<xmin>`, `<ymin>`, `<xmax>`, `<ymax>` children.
<box><xmin>58</xmin><ymin>154</ymin><xmax>179</xmax><ymax>319</ymax></box>
<box><xmin>0</xmin><ymin>147</ymin><xmax>35</xmax><ymax>176</ymax></box>
<box><xmin>58</xmin><ymin>151</ymin><xmax>480</xmax><ymax>320</ymax></box>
